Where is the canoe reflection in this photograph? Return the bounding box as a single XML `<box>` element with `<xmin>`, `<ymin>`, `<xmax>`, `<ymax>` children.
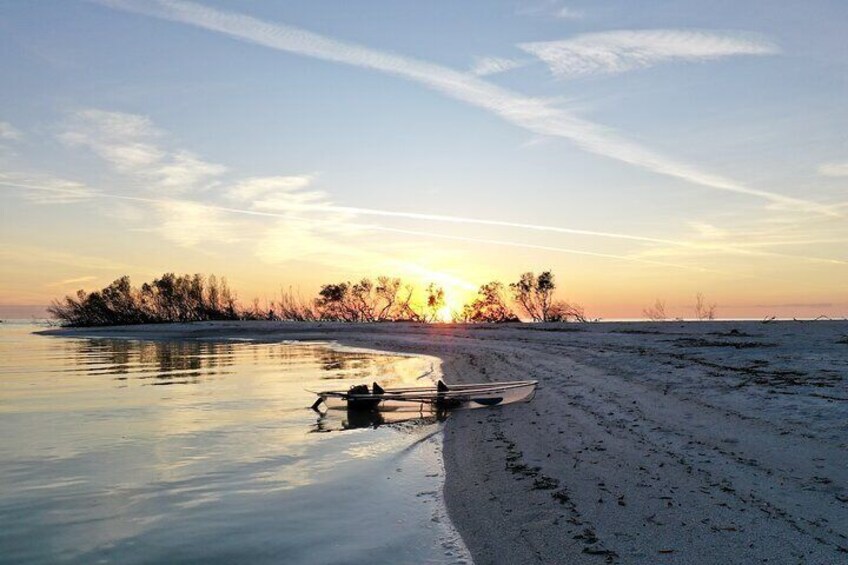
<box><xmin>312</xmin><ymin>406</ymin><xmax>448</xmax><ymax>432</ymax></box>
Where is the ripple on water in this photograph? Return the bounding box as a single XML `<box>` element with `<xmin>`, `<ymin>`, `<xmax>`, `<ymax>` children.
<box><xmin>0</xmin><ymin>324</ymin><xmax>470</xmax><ymax>564</ymax></box>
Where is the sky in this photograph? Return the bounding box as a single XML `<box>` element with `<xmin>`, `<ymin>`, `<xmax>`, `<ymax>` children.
<box><xmin>1</xmin><ymin>0</ymin><xmax>846</xmax><ymax>319</ymax></box>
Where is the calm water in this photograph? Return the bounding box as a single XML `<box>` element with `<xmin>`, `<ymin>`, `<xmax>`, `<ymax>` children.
<box><xmin>0</xmin><ymin>323</ymin><xmax>469</xmax><ymax>564</ymax></box>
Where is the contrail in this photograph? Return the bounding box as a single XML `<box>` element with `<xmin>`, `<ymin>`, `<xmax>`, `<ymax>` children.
<box><xmin>334</xmin><ymin>224</ymin><xmax>718</xmax><ymax>272</ymax></box>
<box><xmin>0</xmin><ymin>181</ymin><xmax>709</xmax><ymax>271</ymax></box>
<box><xmin>274</xmin><ymin>203</ymin><xmax>684</xmax><ymax>246</ymax></box>
<box><xmin>96</xmin><ymin>0</ymin><xmax>839</xmax><ymax>216</ymax></box>
<box><xmin>5</xmin><ymin>181</ymin><xmax>846</xmax><ymax>267</ymax></box>
<box><xmin>221</xmin><ymin>200</ymin><xmax>848</xmax><ymax>264</ymax></box>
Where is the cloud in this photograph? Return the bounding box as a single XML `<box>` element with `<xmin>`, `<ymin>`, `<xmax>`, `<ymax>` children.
<box><xmin>818</xmin><ymin>162</ymin><xmax>848</xmax><ymax>177</ymax></box>
<box><xmin>0</xmin><ymin>173</ymin><xmax>98</xmax><ymax>204</ymax></box>
<box><xmin>254</xmin><ymin>218</ymin><xmax>362</xmax><ymax>264</ymax></box>
<box><xmin>631</xmin><ymin>216</ymin><xmax>848</xmax><ymax>266</ymax></box>
<box><xmin>154</xmin><ymin>199</ymin><xmax>237</xmax><ymax>247</ymax></box>
<box><xmin>155</xmin><ymin>150</ymin><xmax>227</xmax><ymax>189</ymax></box>
<box><xmin>59</xmin><ymin>109</ymin><xmax>225</xmax><ymax>193</ymax></box>
<box><xmin>224</xmin><ymin>175</ymin><xmax>376</xmax><ymax>263</ymax></box>
<box><xmin>290</xmin><ymin>202</ymin><xmax>687</xmax><ymax>246</ymax></box>
<box><xmin>6</xmin><ymin>171</ymin><xmax>847</xmax><ymax>270</ymax></box>
<box><xmin>2</xmin><ymin>179</ymin><xmax>710</xmax><ymax>271</ymax></box>
<box><xmin>97</xmin><ymin>0</ymin><xmax>834</xmax><ymax>216</ymax></box>
<box><xmin>554</xmin><ymin>6</ymin><xmax>583</xmax><ymax>20</ymax></box>
<box><xmin>227</xmin><ymin>174</ymin><xmax>336</xmax><ymax>213</ymax></box>
<box><xmin>0</xmin><ymin>121</ymin><xmax>23</xmax><ymax>141</ymax></box>
<box><xmin>45</xmin><ymin>276</ymin><xmax>98</xmax><ymax>287</ymax></box>
<box><xmin>0</xmin><ymin>242</ymin><xmax>136</xmax><ymax>271</ymax></box>
<box><xmin>18</xmin><ymin>170</ymin><xmax>848</xmax><ymax>275</ymax></box>
<box><xmin>519</xmin><ymin>30</ymin><xmax>779</xmax><ymax>77</ymax></box>
<box><xmin>1</xmin><ymin>164</ymin><xmax>702</xmax><ymax>252</ymax></box>
<box><xmin>517</xmin><ymin>1</ymin><xmax>583</xmax><ymax>20</ymax></box>
<box><xmin>226</xmin><ymin>174</ymin><xmax>317</xmax><ymax>202</ymax></box>
<box><xmin>470</xmin><ymin>56</ymin><xmax>526</xmax><ymax>77</ymax></box>
<box><xmin>219</xmin><ymin>172</ymin><xmax>710</xmax><ymax>249</ymax></box>
<box><xmin>358</xmin><ymin>223</ymin><xmax>711</xmax><ymax>272</ymax></box>
<box><xmin>688</xmin><ymin>221</ymin><xmax>730</xmax><ymax>240</ymax></box>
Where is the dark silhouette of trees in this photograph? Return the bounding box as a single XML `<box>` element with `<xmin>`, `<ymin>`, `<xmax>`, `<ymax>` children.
<box><xmin>313</xmin><ymin>277</ymin><xmax>426</xmax><ymax>322</ymax></box>
<box><xmin>315</xmin><ymin>282</ymin><xmax>356</xmax><ymax>321</ymax></box>
<box><xmin>48</xmin><ymin>273</ymin><xmax>241</xmax><ymax>326</ymax></box>
<box><xmin>547</xmin><ymin>301</ymin><xmax>588</xmax><ymax>322</ymax></box>
<box><xmin>509</xmin><ymin>270</ymin><xmax>587</xmax><ymax>322</ymax></box>
<box><xmin>643</xmin><ymin>299</ymin><xmax>668</xmax><ymax>321</ymax></box>
<box><xmin>510</xmin><ymin>271</ymin><xmax>556</xmax><ymax>321</ymax></box>
<box><xmin>375</xmin><ymin>276</ymin><xmax>402</xmax><ymax>320</ymax></box>
<box><xmin>421</xmin><ymin>283</ymin><xmax>445</xmax><ymax>323</ymax></box>
<box><xmin>456</xmin><ymin>282</ymin><xmax>519</xmax><ymax>323</ymax></box>
<box><xmin>48</xmin><ymin>270</ymin><xmax>590</xmax><ymax>327</ymax></box>
<box><xmin>694</xmin><ymin>292</ymin><xmax>717</xmax><ymax>320</ymax></box>
<box><xmin>277</xmin><ymin>286</ymin><xmax>319</xmax><ymax>321</ymax></box>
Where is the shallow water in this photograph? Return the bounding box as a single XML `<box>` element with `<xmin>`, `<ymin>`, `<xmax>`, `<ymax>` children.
<box><xmin>0</xmin><ymin>323</ymin><xmax>469</xmax><ymax>564</ymax></box>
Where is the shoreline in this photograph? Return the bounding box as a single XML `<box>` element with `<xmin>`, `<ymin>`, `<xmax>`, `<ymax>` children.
<box><xmin>40</xmin><ymin>320</ymin><xmax>848</xmax><ymax>563</ymax></box>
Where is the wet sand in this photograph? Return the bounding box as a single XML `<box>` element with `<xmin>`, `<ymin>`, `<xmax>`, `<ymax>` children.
<box><xmin>43</xmin><ymin>320</ymin><xmax>848</xmax><ymax>564</ymax></box>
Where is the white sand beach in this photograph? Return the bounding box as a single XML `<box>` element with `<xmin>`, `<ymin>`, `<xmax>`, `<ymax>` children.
<box><xmin>43</xmin><ymin>320</ymin><xmax>848</xmax><ymax>564</ymax></box>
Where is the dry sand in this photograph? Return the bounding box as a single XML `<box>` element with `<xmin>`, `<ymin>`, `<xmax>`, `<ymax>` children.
<box><xmin>43</xmin><ymin>320</ymin><xmax>848</xmax><ymax>564</ymax></box>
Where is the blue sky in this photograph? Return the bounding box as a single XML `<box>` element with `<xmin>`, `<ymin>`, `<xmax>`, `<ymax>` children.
<box><xmin>1</xmin><ymin>1</ymin><xmax>846</xmax><ymax>318</ymax></box>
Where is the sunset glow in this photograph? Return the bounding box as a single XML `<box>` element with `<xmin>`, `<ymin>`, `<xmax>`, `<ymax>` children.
<box><xmin>1</xmin><ymin>1</ymin><xmax>846</xmax><ymax>320</ymax></box>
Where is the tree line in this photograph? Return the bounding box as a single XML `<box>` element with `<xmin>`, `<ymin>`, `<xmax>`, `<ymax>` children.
<box><xmin>48</xmin><ymin>271</ymin><xmax>588</xmax><ymax>327</ymax></box>
<box><xmin>643</xmin><ymin>292</ymin><xmax>718</xmax><ymax>321</ymax></box>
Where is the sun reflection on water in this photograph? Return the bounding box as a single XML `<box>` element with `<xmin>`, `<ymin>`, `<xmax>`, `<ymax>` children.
<box><xmin>0</xmin><ymin>324</ymin><xmax>467</xmax><ymax>564</ymax></box>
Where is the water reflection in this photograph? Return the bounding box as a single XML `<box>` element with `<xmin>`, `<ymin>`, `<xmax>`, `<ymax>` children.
<box><xmin>0</xmin><ymin>325</ymin><xmax>468</xmax><ymax>565</ymax></box>
<box><xmin>312</xmin><ymin>406</ymin><xmax>449</xmax><ymax>432</ymax></box>
<box><xmin>57</xmin><ymin>338</ymin><xmax>412</xmax><ymax>385</ymax></box>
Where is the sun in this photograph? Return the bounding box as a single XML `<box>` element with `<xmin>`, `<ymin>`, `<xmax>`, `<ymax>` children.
<box><xmin>435</xmin><ymin>293</ymin><xmax>467</xmax><ymax>323</ymax></box>
<box><xmin>436</xmin><ymin>305</ymin><xmax>453</xmax><ymax>323</ymax></box>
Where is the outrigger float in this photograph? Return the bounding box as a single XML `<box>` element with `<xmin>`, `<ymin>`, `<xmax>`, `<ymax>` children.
<box><xmin>310</xmin><ymin>379</ymin><xmax>538</xmax><ymax>412</ymax></box>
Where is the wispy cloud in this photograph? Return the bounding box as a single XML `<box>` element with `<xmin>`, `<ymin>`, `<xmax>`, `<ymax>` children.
<box><xmin>0</xmin><ymin>121</ymin><xmax>22</xmax><ymax>141</ymax></box>
<box><xmin>0</xmin><ymin>173</ymin><xmax>97</xmax><ymax>204</ymax></box>
<box><xmin>355</xmin><ymin>223</ymin><xmax>712</xmax><ymax>272</ymax></box>
<box><xmin>5</xmin><ymin>172</ymin><xmax>846</xmax><ymax>270</ymax></box>
<box><xmin>218</xmin><ymin>202</ymin><xmax>711</xmax><ymax>272</ymax></box>
<box><xmin>3</xmin><ymin>165</ymin><xmax>707</xmax><ymax>253</ymax></box>
<box><xmin>154</xmin><ymin>200</ymin><xmax>238</xmax><ymax>247</ymax></box>
<box><xmin>45</xmin><ymin>275</ymin><xmax>98</xmax><ymax>287</ymax></box>
<box><xmin>818</xmin><ymin>162</ymin><xmax>848</xmax><ymax>177</ymax></box>
<box><xmin>226</xmin><ymin>174</ymin><xmax>326</xmax><ymax>210</ymax></box>
<box><xmin>254</xmin><ymin>217</ymin><xmax>362</xmax><ymax>265</ymax></box>
<box><xmin>519</xmin><ymin>30</ymin><xmax>779</xmax><ymax>78</ymax></box>
<box><xmin>554</xmin><ymin>6</ymin><xmax>583</xmax><ymax>20</ymax></box>
<box><xmin>218</xmin><ymin>171</ymin><xmax>706</xmax><ymax>248</ymax></box>
<box><xmin>632</xmin><ymin>217</ymin><xmax>848</xmax><ymax>266</ymax></box>
<box><xmin>0</xmin><ymin>242</ymin><xmax>136</xmax><ymax>272</ymax></box>
<box><xmin>470</xmin><ymin>56</ymin><xmax>526</xmax><ymax>77</ymax></box>
<box><xmin>2</xmin><ymin>180</ymin><xmax>710</xmax><ymax>271</ymax></box>
<box><xmin>59</xmin><ymin>109</ymin><xmax>226</xmax><ymax>192</ymax></box>
<box><xmin>517</xmin><ymin>1</ymin><xmax>583</xmax><ymax>20</ymax></box>
<box><xmin>97</xmin><ymin>0</ymin><xmax>833</xmax><ymax>216</ymax></box>
<box><xmin>277</xmin><ymin>202</ymin><xmax>687</xmax><ymax>247</ymax></box>
<box><xmin>155</xmin><ymin>150</ymin><xmax>227</xmax><ymax>189</ymax></box>
<box><xmin>58</xmin><ymin>109</ymin><xmax>162</xmax><ymax>168</ymax></box>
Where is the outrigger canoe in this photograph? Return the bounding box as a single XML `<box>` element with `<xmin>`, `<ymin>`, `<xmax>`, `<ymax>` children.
<box><xmin>311</xmin><ymin>379</ymin><xmax>537</xmax><ymax>412</ymax></box>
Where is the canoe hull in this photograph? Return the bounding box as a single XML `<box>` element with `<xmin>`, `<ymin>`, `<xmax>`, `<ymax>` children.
<box><xmin>318</xmin><ymin>380</ymin><xmax>537</xmax><ymax>412</ymax></box>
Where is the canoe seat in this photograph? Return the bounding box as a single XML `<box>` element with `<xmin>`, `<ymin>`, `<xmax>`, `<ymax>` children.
<box><xmin>348</xmin><ymin>384</ymin><xmax>369</xmax><ymax>395</ymax></box>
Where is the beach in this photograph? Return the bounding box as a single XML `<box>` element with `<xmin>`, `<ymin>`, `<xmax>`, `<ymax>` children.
<box><xmin>42</xmin><ymin>320</ymin><xmax>848</xmax><ymax>564</ymax></box>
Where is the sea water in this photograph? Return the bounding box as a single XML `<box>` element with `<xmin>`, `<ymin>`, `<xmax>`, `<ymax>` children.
<box><xmin>0</xmin><ymin>323</ymin><xmax>469</xmax><ymax>564</ymax></box>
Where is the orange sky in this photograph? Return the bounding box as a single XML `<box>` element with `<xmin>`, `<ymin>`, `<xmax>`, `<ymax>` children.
<box><xmin>1</xmin><ymin>2</ymin><xmax>846</xmax><ymax>320</ymax></box>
